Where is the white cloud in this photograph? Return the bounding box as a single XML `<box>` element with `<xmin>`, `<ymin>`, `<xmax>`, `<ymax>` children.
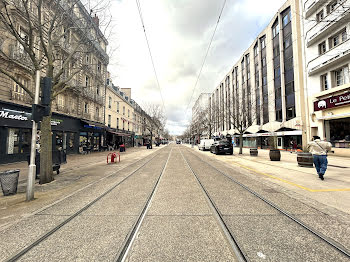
<box><xmin>108</xmin><ymin>0</ymin><xmax>286</xmax><ymax>135</ymax></box>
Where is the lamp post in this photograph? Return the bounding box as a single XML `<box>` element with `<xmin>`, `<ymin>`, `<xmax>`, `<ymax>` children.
<box><xmin>26</xmin><ymin>70</ymin><xmax>40</xmax><ymax>201</ymax></box>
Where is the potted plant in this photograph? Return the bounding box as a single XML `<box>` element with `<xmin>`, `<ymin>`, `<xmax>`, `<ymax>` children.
<box><xmin>297</xmin><ymin>145</ymin><xmax>313</xmax><ymax>167</ymax></box>
<box><xmin>269</xmin><ymin>135</ymin><xmax>281</xmax><ymax>161</ymax></box>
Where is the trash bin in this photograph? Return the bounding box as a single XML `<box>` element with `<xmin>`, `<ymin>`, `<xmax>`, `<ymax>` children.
<box><xmin>0</xmin><ymin>170</ymin><xmax>20</xmax><ymax>196</ymax></box>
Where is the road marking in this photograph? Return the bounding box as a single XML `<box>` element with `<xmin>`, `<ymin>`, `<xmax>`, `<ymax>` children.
<box><xmin>227</xmin><ymin>160</ymin><xmax>350</xmax><ymax>193</ymax></box>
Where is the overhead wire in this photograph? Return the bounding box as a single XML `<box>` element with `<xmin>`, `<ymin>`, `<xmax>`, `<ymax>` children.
<box><xmin>135</xmin><ymin>0</ymin><xmax>166</xmax><ymax>113</ymax></box>
<box><xmin>185</xmin><ymin>0</ymin><xmax>227</xmax><ymax>116</ymax></box>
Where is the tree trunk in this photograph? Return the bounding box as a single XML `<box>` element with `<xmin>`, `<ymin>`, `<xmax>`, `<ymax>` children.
<box><xmin>40</xmin><ymin>113</ymin><xmax>54</xmax><ymax>184</ymax></box>
<box><xmin>239</xmin><ymin>133</ymin><xmax>243</xmax><ymax>154</ymax></box>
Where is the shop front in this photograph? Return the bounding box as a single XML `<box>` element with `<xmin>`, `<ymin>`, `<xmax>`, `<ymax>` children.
<box><xmin>313</xmin><ymin>90</ymin><xmax>350</xmax><ymax>155</ymax></box>
<box><xmin>80</xmin><ymin>120</ymin><xmax>106</xmax><ymax>153</ymax></box>
<box><xmin>0</xmin><ymin>101</ymin><xmax>81</xmax><ymax>164</ymax></box>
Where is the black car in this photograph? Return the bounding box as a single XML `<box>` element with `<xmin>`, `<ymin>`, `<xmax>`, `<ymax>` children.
<box><xmin>176</xmin><ymin>140</ymin><xmax>181</xmax><ymax>144</ymax></box>
<box><xmin>210</xmin><ymin>140</ymin><xmax>233</xmax><ymax>155</ymax></box>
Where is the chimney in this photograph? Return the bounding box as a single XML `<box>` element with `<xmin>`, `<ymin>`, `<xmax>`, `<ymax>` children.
<box><xmin>92</xmin><ymin>14</ymin><xmax>99</xmax><ymax>27</ymax></box>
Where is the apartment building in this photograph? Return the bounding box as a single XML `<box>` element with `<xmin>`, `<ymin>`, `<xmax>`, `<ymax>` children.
<box><xmin>209</xmin><ymin>0</ymin><xmax>307</xmax><ymax>150</ymax></box>
<box><xmin>105</xmin><ymin>83</ymin><xmax>135</xmax><ymax>148</ymax></box>
<box><xmin>302</xmin><ymin>0</ymin><xmax>350</xmax><ymax>156</ymax></box>
<box><xmin>0</xmin><ymin>0</ymin><xmax>108</xmax><ymax>163</ymax></box>
<box><xmin>192</xmin><ymin>93</ymin><xmax>211</xmax><ymax>143</ymax></box>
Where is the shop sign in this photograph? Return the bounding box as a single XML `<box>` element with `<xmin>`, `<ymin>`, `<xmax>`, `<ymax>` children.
<box><xmin>314</xmin><ymin>91</ymin><xmax>350</xmax><ymax>111</ymax></box>
<box><xmin>0</xmin><ymin>109</ymin><xmax>29</xmax><ymax>121</ymax></box>
<box><xmin>51</xmin><ymin>119</ymin><xmax>63</xmax><ymax>126</ymax></box>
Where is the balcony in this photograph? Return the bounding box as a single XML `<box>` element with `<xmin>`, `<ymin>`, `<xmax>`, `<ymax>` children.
<box><xmin>10</xmin><ymin>90</ymin><xmax>32</xmax><ymax>104</ymax></box>
<box><xmin>308</xmin><ymin>39</ymin><xmax>350</xmax><ymax>75</ymax></box>
<box><xmin>82</xmin><ymin>112</ymin><xmax>91</xmax><ymax>120</ymax></box>
<box><xmin>304</xmin><ymin>0</ymin><xmax>320</xmax><ymax>18</ymax></box>
<box><xmin>306</xmin><ymin>4</ymin><xmax>350</xmax><ymax>47</ymax></box>
<box><xmin>9</xmin><ymin>46</ymin><xmax>33</xmax><ymax>69</ymax></box>
<box><xmin>94</xmin><ymin>93</ymin><xmax>104</xmax><ymax>105</ymax></box>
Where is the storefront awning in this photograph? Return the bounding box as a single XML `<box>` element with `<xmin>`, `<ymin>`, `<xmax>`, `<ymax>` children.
<box><xmin>241</xmin><ymin>130</ymin><xmax>302</xmax><ymax>137</ymax></box>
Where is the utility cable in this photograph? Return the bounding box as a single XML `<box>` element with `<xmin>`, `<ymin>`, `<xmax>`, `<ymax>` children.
<box><xmin>185</xmin><ymin>0</ymin><xmax>227</xmax><ymax>115</ymax></box>
<box><xmin>135</xmin><ymin>0</ymin><xmax>166</xmax><ymax>112</ymax></box>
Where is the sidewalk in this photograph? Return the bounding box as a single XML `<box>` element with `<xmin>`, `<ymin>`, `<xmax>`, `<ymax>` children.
<box><xmin>0</xmin><ymin>146</ymin><xmax>164</xmax><ymax>229</ymax></box>
<box><xmin>185</xmin><ymin>144</ymin><xmax>350</xmax><ymax>216</ymax></box>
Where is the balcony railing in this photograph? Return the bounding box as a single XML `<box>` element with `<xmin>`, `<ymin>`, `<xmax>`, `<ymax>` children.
<box><xmin>10</xmin><ymin>90</ymin><xmax>32</xmax><ymax>103</ymax></box>
<box><xmin>308</xmin><ymin>39</ymin><xmax>350</xmax><ymax>75</ymax></box>
<box><xmin>9</xmin><ymin>46</ymin><xmax>33</xmax><ymax>68</ymax></box>
<box><xmin>306</xmin><ymin>4</ymin><xmax>350</xmax><ymax>46</ymax></box>
<box><xmin>82</xmin><ymin>112</ymin><xmax>91</xmax><ymax>120</ymax></box>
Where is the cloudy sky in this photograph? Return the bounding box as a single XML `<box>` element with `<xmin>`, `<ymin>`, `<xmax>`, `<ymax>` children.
<box><xmin>105</xmin><ymin>0</ymin><xmax>286</xmax><ymax>135</ymax></box>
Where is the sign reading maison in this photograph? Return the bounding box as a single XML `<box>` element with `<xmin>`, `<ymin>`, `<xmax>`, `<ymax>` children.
<box><xmin>314</xmin><ymin>91</ymin><xmax>350</xmax><ymax>111</ymax></box>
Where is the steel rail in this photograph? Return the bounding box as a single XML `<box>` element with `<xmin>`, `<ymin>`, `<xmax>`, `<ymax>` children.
<box><xmin>184</xmin><ymin>148</ymin><xmax>350</xmax><ymax>259</ymax></box>
<box><xmin>5</xmin><ymin>147</ymin><xmax>170</xmax><ymax>262</ymax></box>
<box><xmin>115</xmin><ymin>148</ymin><xmax>173</xmax><ymax>262</ymax></box>
<box><xmin>179</xmin><ymin>149</ymin><xmax>248</xmax><ymax>262</ymax></box>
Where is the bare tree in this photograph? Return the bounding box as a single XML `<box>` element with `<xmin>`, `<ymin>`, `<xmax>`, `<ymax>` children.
<box><xmin>142</xmin><ymin>104</ymin><xmax>166</xmax><ymax>145</ymax></box>
<box><xmin>0</xmin><ymin>0</ymin><xmax>110</xmax><ymax>183</ymax></box>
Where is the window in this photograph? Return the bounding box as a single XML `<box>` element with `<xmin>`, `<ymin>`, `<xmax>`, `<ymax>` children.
<box><xmin>342</xmin><ymin>30</ymin><xmax>347</xmax><ymax>42</ymax></box>
<box><xmin>128</xmin><ymin>122</ymin><xmax>130</xmax><ymax>131</ymax></box>
<box><xmin>327</xmin><ymin>0</ymin><xmax>337</xmax><ymax>14</ymax></box>
<box><xmin>276</xmin><ymin>110</ymin><xmax>283</xmax><ymax>122</ymax></box>
<box><xmin>262</xmin><ymin>57</ymin><xmax>266</xmax><ymax>67</ymax></box>
<box><xmin>282</xmin><ymin>9</ymin><xmax>291</xmax><ymax>27</ymax></box>
<box><xmin>85</xmin><ymin>76</ymin><xmax>89</xmax><ymax>88</ymax></box>
<box><xmin>84</xmin><ymin>102</ymin><xmax>89</xmax><ymax>113</ymax></box>
<box><xmin>286</xmin><ymin>106</ymin><xmax>296</xmax><ymax>119</ymax></box>
<box><xmin>96</xmin><ymin>107</ymin><xmax>99</xmax><ymax>118</ymax></box>
<box><xmin>241</xmin><ymin>58</ymin><xmax>245</xmax><ymax>70</ymax></box>
<box><xmin>274</xmin><ymin>67</ymin><xmax>281</xmax><ymax>78</ymax></box>
<box><xmin>108</xmin><ymin>96</ymin><xmax>112</xmax><ymax>109</ymax></box>
<box><xmin>321</xmin><ymin>74</ymin><xmax>328</xmax><ymax>90</ymax></box>
<box><xmin>263</xmin><ymin>76</ymin><xmax>267</xmax><ymax>86</ymax></box>
<box><xmin>334</xmin><ymin>68</ymin><xmax>345</xmax><ymax>86</ymax></box>
<box><xmin>273</xmin><ymin>45</ymin><xmax>280</xmax><ymax>58</ymax></box>
<box><xmin>122</xmin><ymin>121</ymin><xmax>125</xmax><ymax>130</ymax></box>
<box><xmin>285</xmin><ymin>82</ymin><xmax>295</xmax><ymax>95</ymax></box>
<box><xmin>254</xmin><ymin>45</ymin><xmax>258</xmax><ymax>56</ymax></box>
<box><xmin>117</xmin><ymin>118</ymin><xmax>119</xmax><ymax>129</ymax></box>
<box><xmin>319</xmin><ymin>41</ymin><xmax>326</xmax><ymax>54</ymax></box>
<box><xmin>117</xmin><ymin>102</ymin><xmax>119</xmax><ymax>112</ymax></box>
<box><xmin>329</xmin><ymin>29</ymin><xmax>347</xmax><ymax>48</ymax></box>
<box><xmin>123</xmin><ymin>106</ymin><xmax>125</xmax><ymax>115</ymax></box>
<box><xmin>57</xmin><ymin>94</ymin><xmax>65</xmax><ymax>106</ymax></box>
<box><xmin>272</xmin><ymin>22</ymin><xmax>279</xmax><ymax>38</ymax></box>
<box><xmin>284</xmin><ymin>34</ymin><xmax>292</xmax><ymax>49</ymax></box>
<box><xmin>97</xmin><ymin>61</ymin><xmax>101</xmax><ymax>72</ymax></box>
<box><xmin>261</xmin><ymin>37</ymin><xmax>266</xmax><ymax>49</ymax></box>
<box><xmin>128</xmin><ymin>109</ymin><xmax>130</xmax><ymax>117</ymax></box>
<box><xmin>86</xmin><ymin>55</ymin><xmax>90</xmax><ymax>64</ymax></box>
<box><xmin>316</xmin><ymin>10</ymin><xmax>324</xmax><ymax>22</ymax></box>
<box><xmin>108</xmin><ymin>115</ymin><xmax>111</xmax><ymax>127</ymax></box>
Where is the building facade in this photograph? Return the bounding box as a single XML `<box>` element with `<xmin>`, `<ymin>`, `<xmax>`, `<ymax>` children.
<box><xmin>209</xmin><ymin>0</ymin><xmax>307</xmax><ymax>150</ymax></box>
<box><xmin>192</xmin><ymin>93</ymin><xmax>210</xmax><ymax>143</ymax></box>
<box><xmin>0</xmin><ymin>0</ymin><xmax>109</xmax><ymax>163</ymax></box>
<box><xmin>302</xmin><ymin>0</ymin><xmax>350</xmax><ymax>156</ymax></box>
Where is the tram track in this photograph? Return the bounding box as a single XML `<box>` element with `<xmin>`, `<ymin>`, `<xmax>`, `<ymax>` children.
<box><xmin>3</xmin><ymin>147</ymin><xmax>170</xmax><ymax>262</ymax></box>
<box><xmin>180</xmin><ymin>147</ymin><xmax>350</xmax><ymax>261</ymax></box>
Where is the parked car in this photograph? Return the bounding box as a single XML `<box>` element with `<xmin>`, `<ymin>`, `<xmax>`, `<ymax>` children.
<box><xmin>198</xmin><ymin>139</ymin><xmax>215</xmax><ymax>151</ymax></box>
<box><xmin>176</xmin><ymin>140</ymin><xmax>181</xmax><ymax>144</ymax></box>
<box><xmin>210</xmin><ymin>140</ymin><xmax>233</xmax><ymax>155</ymax></box>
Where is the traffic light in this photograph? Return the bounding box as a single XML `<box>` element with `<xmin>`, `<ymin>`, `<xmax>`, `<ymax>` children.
<box><xmin>31</xmin><ymin>77</ymin><xmax>52</xmax><ymax>123</ymax></box>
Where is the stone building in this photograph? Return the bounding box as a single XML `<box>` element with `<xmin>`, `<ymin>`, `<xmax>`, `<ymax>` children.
<box><xmin>0</xmin><ymin>0</ymin><xmax>109</xmax><ymax>162</ymax></box>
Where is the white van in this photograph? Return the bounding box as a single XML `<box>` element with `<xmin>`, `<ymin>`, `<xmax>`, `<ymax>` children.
<box><xmin>198</xmin><ymin>139</ymin><xmax>215</xmax><ymax>151</ymax></box>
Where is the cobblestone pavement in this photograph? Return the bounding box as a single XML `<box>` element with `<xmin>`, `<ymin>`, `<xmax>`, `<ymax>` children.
<box><xmin>0</xmin><ymin>144</ymin><xmax>349</xmax><ymax>261</ymax></box>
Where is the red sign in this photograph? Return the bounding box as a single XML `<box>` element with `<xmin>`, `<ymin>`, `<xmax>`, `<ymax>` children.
<box><xmin>314</xmin><ymin>91</ymin><xmax>350</xmax><ymax>111</ymax></box>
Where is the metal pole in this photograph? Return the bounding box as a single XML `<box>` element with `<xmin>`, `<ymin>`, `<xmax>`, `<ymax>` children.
<box><xmin>26</xmin><ymin>70</ymin><xmax>40</xmax><ymax>201</ymax></box>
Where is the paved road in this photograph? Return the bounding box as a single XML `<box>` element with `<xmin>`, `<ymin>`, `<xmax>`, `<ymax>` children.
<box><xmin>1</xmin><ymin>144</ymin><xmax>349</xmax><ymax>261</ymax></box>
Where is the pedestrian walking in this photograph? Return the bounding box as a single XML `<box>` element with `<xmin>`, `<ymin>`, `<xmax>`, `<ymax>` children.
<box><xmin>307</xmin><ymin>136</ymin><xmax>332</xmax><ymax>180</ymax></box>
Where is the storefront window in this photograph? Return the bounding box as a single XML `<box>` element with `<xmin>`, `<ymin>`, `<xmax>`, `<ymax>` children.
<box><xmin>7</xmin><ymin>128</ymin><xmax>20</xmax><ymax>154</ymax></box>
<box><xmin>68</xmin><ymin>133</ymin><xmax>75</xmax><ymax>150</ymax></box>
<box><xmin>329</xmin><ymin>118</ymin><xmax>350</xmax><ymax>148</ymax></box>
<box><xmin>21</xmin><ymin>129</ymin><xmax>31</xmax><ymax>153</ymax></box>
